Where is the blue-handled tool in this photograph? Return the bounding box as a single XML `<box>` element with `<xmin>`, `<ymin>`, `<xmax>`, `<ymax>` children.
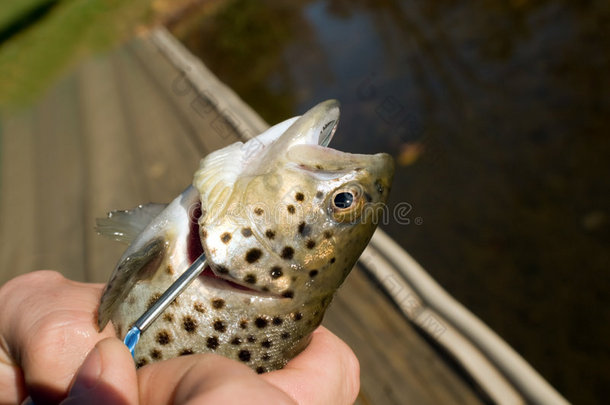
<box><xmin>123</xmin><ymin>254</ymin><xmax>207</xmax><ymax>356</ymax></box>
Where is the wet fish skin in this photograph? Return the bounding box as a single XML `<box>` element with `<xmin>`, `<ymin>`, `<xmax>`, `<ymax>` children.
<box><xmin>97</xmin><ymin>100</ymin><xmax>394</xmax><ymax>372</ymax></box>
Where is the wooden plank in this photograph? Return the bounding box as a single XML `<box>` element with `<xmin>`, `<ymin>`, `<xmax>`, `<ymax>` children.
<box><xmin>326</xmin><ymin>267</ymin><xmax>482</xmax><ymax>404</ymax></box>
<box><xmin>0</xmin><ymin>31</ymin><xmax>485</xmax><ymax>405</ymax></box>
<box><xmin>77</xmin><ymin>53</ymin><xmax>148</xmax><ymax>283</ymax></box>
<box><xmin>14</xmin><ymin>73</ymin><xmax>87</xmax><ymax>282</ymax></box>
<box><xmin>0</xmin><ymin>110</ymin><xmax>37</xmax><ymax>283</ymax></box>
<box><xmin>36</xmin><ymin>75</ymin><xmax>87</xmax><ymax>280</ymax></box>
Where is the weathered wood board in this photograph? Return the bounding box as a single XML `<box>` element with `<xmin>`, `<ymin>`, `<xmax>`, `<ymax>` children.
<box><xmin>0</xmin><ymin>33</ymin><xmax>483</xmax><ymax>404</ymax></box>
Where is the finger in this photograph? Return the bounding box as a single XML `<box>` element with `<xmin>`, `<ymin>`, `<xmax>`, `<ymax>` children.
<box><xmin>137</xmin><ymin>353</ymin><xmax>296</xmax><ymax>405</ymax></box>
<box><xmin>61</xmin><ymin>338</ymin><xmax>138</xmax><ymax>405</ymax></box>
<box><xmin>261</xmin><ymin>326</ymin><xmax>360</xmax><ymax>405</ymax></box>
<box><xmin>0</xmin><ymin>271</ymin><xmax>115</xmax><ymax>404</ymax></box>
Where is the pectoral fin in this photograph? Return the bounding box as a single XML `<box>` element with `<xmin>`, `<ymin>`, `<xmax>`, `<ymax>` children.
<box><xmin>97</xmin><ymin>236</ymin><xmax>168</xmax><ymax>330</ymax></box>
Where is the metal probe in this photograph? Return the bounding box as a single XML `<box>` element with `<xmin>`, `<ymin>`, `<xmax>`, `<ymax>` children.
<box><xmin>123</xmin><ymin>253</ymin><xmax>207</xmax><ymax>356</ymax></box>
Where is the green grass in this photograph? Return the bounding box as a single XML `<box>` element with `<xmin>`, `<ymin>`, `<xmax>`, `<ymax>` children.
<box><xmin>0</xmin><ymin>0</ymin><xmax>54</xmax><ymax>32</ymax></box>
<box><xmin>0</xmin><ymin>0</ymin><xmax>156</xmax><ymax>108</ymax></box>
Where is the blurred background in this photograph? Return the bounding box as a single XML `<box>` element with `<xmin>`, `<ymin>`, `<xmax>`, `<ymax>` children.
<box><xmin>1</xmin><ymin>0</ymin><xmax>608</xmax><ymax>403</ymax></box>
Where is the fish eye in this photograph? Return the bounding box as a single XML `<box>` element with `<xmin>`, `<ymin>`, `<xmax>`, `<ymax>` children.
<box><xmin>329</xmin><ymin>185</ymin><xmax>364</xmax><ymax>223</ymax></box>
<box><xmin>333</xmin><ymin>192</ymin><xmax>354</xmax><ymax>209</ymax></box>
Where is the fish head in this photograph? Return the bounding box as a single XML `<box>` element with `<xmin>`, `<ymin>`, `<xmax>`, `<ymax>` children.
<box><xmin>194</xmin><ymin>100</ymin><xmax>394</xmax><ymax>306</ymax></box>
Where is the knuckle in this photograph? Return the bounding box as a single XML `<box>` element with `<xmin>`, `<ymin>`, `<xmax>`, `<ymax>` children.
<box><xmin>1</xmin><ymin>271</ymin><xmax>64</xmax><ymax>295</ymax></box>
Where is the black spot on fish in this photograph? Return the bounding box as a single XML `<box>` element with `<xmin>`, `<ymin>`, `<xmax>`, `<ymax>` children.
<box><xmin>324</xmin><ymin>230</ymin><xmax>333</xmax><ymax>239</ymax></box>
<box><xmin>213</xmin><ymin>320</ymin><xmax>226</xmax><ymax>333</ymax></box>
<box><xmin>180</xmin><ymin>348</ymin><xmax>194</xmax><ymax>356</ymax></box>
<box><xmin>364</xmin><ymin>192</ymin><xmax>372</xmax><ymax>202</ymax></box>
<box><xmin>262</xmin><ymin>353</ymin><xmax>271</xmax><ymax>361</ymax></box>
<box><xmin>247</xmin><ymin>335</ymin><xmax>257</xmax><ymax>343</ymax></box>
<box><xmin>270</xmin><ymin>266</ymin><xmax>283</xmax><ymax>279</ymax></box>
<box><xmin>240</xmin><ymin>319</ymin><xmax>248</xmax><ymax>329</ymax></box>
<box><xmin>238</xmin><ymin>350</ymin><xmax>251</xmax><ymax>362</ymax></box>
<box><xmin>295</xmin><ymin>192</ymin><xmax>305</xmax><ymax>201</ymax></box>
<box><xmin>231</xmin><ymin>337</ymin><xmax>242</xmax><ymax>345</ymax></box>
<box><xmin>206</xmin><ymin>336</ymin><xmax>219</xmax><ymax>350</ymax></box>
<box><xmin>166</xmin><ymin>265</ymin><xmax>174</xmax><ymax>275</ymax></box>
<box><xmin>306</xmin><ymin>240</ymin><xmax>316</xmax><ymax>249</ymax></box>
<box><xmin>298</xmin><ymin>222</ymin><xmax>311</xmax><ymax>236</ymax></box>
<box><xmin>211</xmin><ymin>298</ymin><xmax>225</xmax><ymax>309</ymax></box>
<box><xmin>156</xmin><ymin>330</ymin><xmax>171</xmax><ymax>345</ymax></box>
<box><xmin>136</xmin><ymin>358</ymin><xmax>148</xmax><ymax>368</ymax></box>
<box><xmin>221</xmin><ymin>232</ymin><xmax>232</xmax><ymax>244</ymax></box>
<box><xmin>265</xmin><ymin>229</ymin><xmax>275</xmax><ymax>239</ymax></box>
<box><xmin>330</xmin><ymin>257</ymin><xmax>336</xmax><ymax>264</ymax></box>
<box><xmin>293</xmin><ymin>312</ymin><xmax>303</xmax><ymax>321</ymax></box>
<box><xmin>241</xmin><ymin>227</ymin><xmax>253</xmax><ymax>237</ymax></box>
<box><xmin>282</xmin><ymin>290</ymin><xmax>294</xmax><ymax>299</ymax></box>
<box><xmin>287</xmin><ymin>205</ymin><xmax>296</xmax><ymax>214</ymax></box>
<box><xmin>272</xmin><ymin>316</ymin><xmax>283</xmax><ymax>326</ymax></box>
<box><xmin>170</xmin><ymin>297</ymin><xmax>179</xmax><ymax>307</ymax></box>
<box><xmin>245</xmin><ymin>248</ymin><xmax>262</xmax><ymax>263</ymax></box>
<box><xmin>255</xmin><ymin>317</ymin><xmax>268</xmax><ymax>328</ymax></box>
<box><xmin>316</xmin><ymin>191</ymin><xmax>324</xmax><ymax>199</ymax></box>
<box><xmin>163</xmin><ymin>313</ymin><xmax>174</xmax><ymax>323</ymax></box>
<box><xmin>281</xmin><ymin>246</ymin><xmax>294</xmax><ymax>260</ymax></box>
<box><xmin>309</xmin><ymin>269</ymin><xmax>319</xmax><ymax>278</ymax></box>
<box><xmin>256</xmin><ymin>366</ymin><xmax>265</xmax><ymax>374</ymax></box>
<box><xmin>281</xmin><ymin>332</ymin><xmax>290</xmax><ymax>339</ymax></box>
<box><xmin>150</xmin><ymin>349</ymin><xmax>162</xmax><ymax>360</ymax></box>
<box><xmin>262</xmin><ymin>286</ymin><xmax>269</xmax><ymax>292</ymax></box>
<box><xmin>183</xmin><ymin>316</ymin><xmax>198</xmax><ymax>333</ymax></box>
<box><xmin>261</xmin><ymin>339</ymin><xmax>272</xmax><ymax>348</ymax></box>
<box><xmin>315</xmin><ymin>164</ymin><xmax>323</xmax><ymax>170</ymax></box>
<box><xmin>147</xmin><ymin>293</ymin><xmax>161</xmax><ymax>310</ymax></box>
<box><xmin>254</xmin><ymin>207</ymin><xmax>264</xmax><ymax>215</ymax></box>
<box><xmin>244</xmin><ymin>273</ymin><xmax>257</xmax><ymax>284</ymax></box>
<box><xmin>193</xmin><ymin>302</ymin><xmax>206</xmax><ymax>313</ymax></box>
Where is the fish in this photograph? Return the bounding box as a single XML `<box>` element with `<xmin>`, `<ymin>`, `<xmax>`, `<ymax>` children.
<box><xmin>96</xmin><ymin>100</ymin><xmax>394</xmax><ymax>372</ymax></box>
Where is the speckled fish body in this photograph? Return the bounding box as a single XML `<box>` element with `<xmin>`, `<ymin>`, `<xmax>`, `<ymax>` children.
<box><xmin>97</xmin><ymin>100</ymin><xmax>394</xmax><ymax>372</ymax></box>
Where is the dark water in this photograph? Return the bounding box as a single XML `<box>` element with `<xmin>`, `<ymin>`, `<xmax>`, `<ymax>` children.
<box><xmin>174</xmin><ymin>0</ymin><xmax>610</xmax><ymax>402</ymax></box>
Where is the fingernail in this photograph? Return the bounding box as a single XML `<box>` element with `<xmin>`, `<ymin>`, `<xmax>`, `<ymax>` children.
<box><xmin>68</xmin><ymin>346</ymin><xmax>102</xmax><ymax>397</ymax></box>
<box><xmin>20</xmin><ymin>396</ymin><xmax>34</xmax><ymax>405</ymax></box>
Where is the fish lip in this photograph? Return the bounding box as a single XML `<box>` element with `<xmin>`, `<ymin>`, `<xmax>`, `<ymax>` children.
<box><xmin>198</xmin><ymin>265</ymin><xmax>283</xmax><ymax>299</ymax></box>
<box><xmin>186</xmin><ymin>198</ymin><xmax>282</xmax><ymax>298</ymax></box>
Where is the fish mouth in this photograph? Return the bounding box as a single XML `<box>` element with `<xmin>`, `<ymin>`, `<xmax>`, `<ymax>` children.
<box><xmin>186</xmin><ymin>200</ymin><xmax>280</xmax><ymax>298</ymax></box>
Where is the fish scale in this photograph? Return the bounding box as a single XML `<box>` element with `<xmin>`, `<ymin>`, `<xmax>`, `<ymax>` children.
<box><xmin>97</xmin><ymin>100</ymin><xmax>394</xmax><ymax>372</ymax></box>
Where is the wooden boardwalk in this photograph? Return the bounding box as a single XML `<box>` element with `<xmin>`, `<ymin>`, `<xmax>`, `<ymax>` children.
<box><xmin>0</xmin><ymin>31</ymin><xmax>483</xmax><ymax>404</ymax></box>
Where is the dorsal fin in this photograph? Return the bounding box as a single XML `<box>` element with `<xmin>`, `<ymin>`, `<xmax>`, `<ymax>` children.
<box><xmin>96</xmin><ymin>203</ymin><xmax>167</xmax><ymax>244</ymax></box>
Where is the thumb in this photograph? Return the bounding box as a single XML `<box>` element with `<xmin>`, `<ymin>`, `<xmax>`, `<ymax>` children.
<box><xmin>60</xmin><ymin>338</ymin><xmax>138</xmax><ymax>405</ymax></box>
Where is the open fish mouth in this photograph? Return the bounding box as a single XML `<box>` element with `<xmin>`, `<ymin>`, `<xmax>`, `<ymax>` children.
<box><xmin>187</xmin><ymin>200</ymin><xmax>281</xmax><ymax>298</ymax></box>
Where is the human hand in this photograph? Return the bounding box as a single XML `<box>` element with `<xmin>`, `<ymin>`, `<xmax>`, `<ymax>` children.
<box><xmin>0</xmin><ymin>271</ymin><xmax>359</xmax><ymax>404</ymax></box>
